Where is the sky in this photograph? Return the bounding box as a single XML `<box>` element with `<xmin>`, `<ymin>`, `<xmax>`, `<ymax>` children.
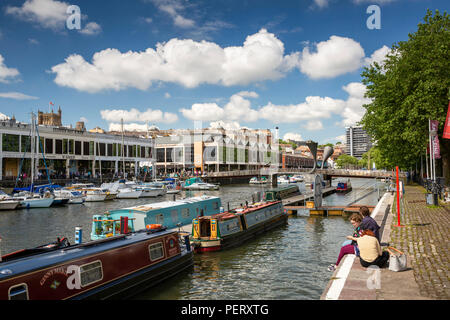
<box><xmin>0</xmin><ymin>0</ymin><xmax>448</xmax><ymax>144</ymax></box>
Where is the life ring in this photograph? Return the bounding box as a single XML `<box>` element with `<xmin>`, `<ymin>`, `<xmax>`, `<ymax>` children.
<box><xmin>146</xmin><ymin>224</ymin><xmax>162</xmax><ymax>230</ymax></box>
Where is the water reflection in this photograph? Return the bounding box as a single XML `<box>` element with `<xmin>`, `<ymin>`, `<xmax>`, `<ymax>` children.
<box><xmin>0</xmin><ymin>177</ymin><xmax>384</xmax><ymax>300</ymax></box>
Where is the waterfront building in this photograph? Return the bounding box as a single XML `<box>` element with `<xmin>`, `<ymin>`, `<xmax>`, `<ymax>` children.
<box><xmin>345</xmin><ymin>126</ymin><xmax>373</xmax><ymax>159</ymax></box>
<box><xmin>153</xmin><ymin>126</ymin><xmax>278</xmax><ymax>175</ymax></box>
<box><xmin>0</xmin><ymin>114</ymin><xmax>155</xmax><ymax>180</ymax></box>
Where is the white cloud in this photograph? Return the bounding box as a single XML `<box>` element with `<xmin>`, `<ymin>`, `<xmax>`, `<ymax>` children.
<box><xmin>79</xmin><ymin>22</ymin><xmax>102</xmax><ymax>36</ymax></box>
<box><xmin>6</xmin><ymin>0</ymin><xmax>69</xmax><ymax>31</ymax></box>
<box><xmin>298</xmin><ymin>35</ymin><xmax>365</xmax><ymax>79</ymax></box>
<box><xmin>0</xmin><ymin>92</ymin><xmax>39</xmax><ymax>100</ymax></box>
<box><xmin>164</xmin><ymin>92</ymin><xmax>171</xmax><ymax>98</ymax></box>
<box><xmin>180</xmin><ymin>92</ymin><xmax>259</xmax><ymax>123</ymax></box>
<box><xmin>149</xmin><ymin>0</ymin><xmax>195</xmax><ymax>28</ymax></box>
<box><xmin>364</xmin><ymin>45</ymin><xmax>390</xmax><ymax>67</ymax></box>
<box><xmin>6</xmin><ymin>0</ymin><xmax>101</xmax><ymax>34</ymax></box>
<box><xmin>340</xmin><ymin>82</ymin><xmax>371</xmax><ymax>126</ymax></box>
<box><xmin>283</xmin><ymin>132</ymin><xmax>303</xmax><ymax>142</ymax></box>
<box><xmin>51</xmin><ymin>29</ymin><xmax>299</xmax><ymax>92</ymax></box>
<box><xmin>303</xmin><ymin>120</ymin><xmax>324</xmax><ymax>131</ymax></box>
<box><xmin>313</xmin><ymin>0</ymin><xmax>329</xmax><ymax>8</ymax></box>
<box><xmin>0</xmin><ymin>55</ymin><xmax>20</xmax><ymax>83</ymax></box>
<box><xmin>108</xmin><ymin>122</ymin><xmax>157</xmax><ymax>132</ymax></box>
<box><xmin>0</xmin><ymin>112</ymin><xmax>11</xmax><ymax>120</ymax></box>
<box><xmin>209</xmin><ymin>120</ymin><xmax>243</xmax><ymax>130</ymax></box>
<box><xmin>100</xmin><ymin>108</ymin><xmax>178</xmax><ymax>124</ymax></box>
<box><xmin>353</xmin><ymin>0</ymin><xmax>397</xmax><ymax>4</ymax></box>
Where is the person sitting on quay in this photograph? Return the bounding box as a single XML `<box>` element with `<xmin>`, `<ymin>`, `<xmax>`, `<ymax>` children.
<box><xmin>359</xmin><ymin>206</ymin><xmax>380</xmax><ymax>241</ymax></box>
<box><xmin>347</xmin><ymin>229</ymin><xmax>389</xmax><ymax>268</ymax></box>
<box><xmin>327</xmin><ymin>213</ymin><xmax>364</xmax><ymax>272</ymax></box>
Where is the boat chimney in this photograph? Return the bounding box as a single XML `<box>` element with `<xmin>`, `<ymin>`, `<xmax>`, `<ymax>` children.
<box><xmin>75</xmin><ymin>227</ymin><xmax>82</xmax><ymax>244</ymax></box>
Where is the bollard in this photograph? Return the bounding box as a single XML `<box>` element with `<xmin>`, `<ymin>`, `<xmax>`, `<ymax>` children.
<box><xmin>184</xmin><ymin>235</ymin><xmax>191</xmax><ymax>252</ymax></box>
<box><xmin>75</xmin><ymin>227</ymin><xmax>82</xmax><ymax>244</ymax></box>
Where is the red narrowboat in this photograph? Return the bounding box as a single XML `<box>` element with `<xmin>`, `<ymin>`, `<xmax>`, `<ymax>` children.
<box><xmin>0</xmin><ymin>227</ymin><xmax>193</xmax><ymax>300</ymax></box>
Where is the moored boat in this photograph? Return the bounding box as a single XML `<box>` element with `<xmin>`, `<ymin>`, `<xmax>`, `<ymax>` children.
<box><xmin>249</xmin><ymin>177</ymin><xmax>268</xmax><ymax>185</ymax></box>
<box><xmin>91</xmin><ymin>195</ymin><xmax>222</xmax><ymax>240</ymax></box>
<box><xmin>336</xmin><ymin>179</ymin><xmax>352</xmax><ymax>194</ymax></box>
<box><xmin>0</xmin><ymin>227</ymin><xmax>193</xmax><ymax>300</ymax></box>
<box><xmin>183</xmin><ymin>177</ymin><xmax>219</xmax><ymax>190</ymax></box>
<box><xmin>264</xmin><ymin>185</ymin><xmax>301</xmax><ymax>201</ymax></box>
<box><xmin>0</xmin><ymin>191</ymin><xmax>20</xmax><ymax>210</ymax></box>
<box><xmin>192</xmin><ymin>200</ymin><xmax>287</xmax><ymax>253</ymax></box>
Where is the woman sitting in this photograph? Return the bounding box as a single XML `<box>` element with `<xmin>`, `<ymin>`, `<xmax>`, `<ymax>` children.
<box><xmin>348</xmin><ymin>229</ymin><xmax>389</xmax><ymax>268</ymax></box>
<box><xmin>327</xmin><ymin>213</ymin><xmax>363</xmax><ymax>271</ymax></box>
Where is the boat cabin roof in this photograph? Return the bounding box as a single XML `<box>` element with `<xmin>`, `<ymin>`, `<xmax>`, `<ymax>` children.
<box><xmin>0</xmin><ymin>228</ymin><xmax>174</xmax><ymax>281</ymax></box>
<box><xmin>113</xmin><ymin>195</ymin><xmax>220</xmax><ymax>214</ymax></box>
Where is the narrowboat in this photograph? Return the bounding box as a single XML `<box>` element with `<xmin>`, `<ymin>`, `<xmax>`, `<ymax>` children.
<box><xmin>336</xmin><ymin>179</ymin><xmax>352</xmax><ymax>194</ymax></box>
<box><xmin>263</xmin><ymin>185</ymin><xmax>301</xmax><ymax>201</ymax></box>
<box><xmin>0</xmin><ymin>227</ymin><xmax>193</xmax><ymax>300</ymax></box>
<box><xmin>91</xmin><ymin>195</ymin><xmax>222</xmax><ymax>240</ymax></box>
<box><xmin>191</xmin><ymin>200</ymin><xmax>287</xmax><ymax>253</ymax></box>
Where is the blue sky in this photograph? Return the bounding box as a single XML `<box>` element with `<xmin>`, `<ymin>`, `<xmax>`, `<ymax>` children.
<box><xmin>0</xmin><ymin>0</ymin><xmax>448</xmax><ymax>144</ymax></box>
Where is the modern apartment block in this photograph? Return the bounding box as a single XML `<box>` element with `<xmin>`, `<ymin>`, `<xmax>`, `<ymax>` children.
<box><xmin>345</xmin><ymin>126</ymin><xmax>373</xmax><ymax>159</ymax></box>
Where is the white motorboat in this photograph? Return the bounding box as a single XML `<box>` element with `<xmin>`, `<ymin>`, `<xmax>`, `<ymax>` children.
<box><xmin>183</xmin><ymin>178</ymin><xmax>219</xmax><ymax>190</ymax></box>
<box><xmin>277</xmin><ymin>175</ymin><xmax>291</xmax><ymax>184</ymax></box>
<box><xmin>249</xmin><ymin>177</ymin><xmax>268</xmax><ymax>185</ymax></box>
<box><xmin>83</xmin><ymin>189</ymin><xmax>108</xmax><ymax>202</ymax></box>
<box><xmin>53</xmin><ymin>189</ymin><xmax>86</xmax><ymax>204</ymax></box>
<box><xmin>0</xmin><ymin>191</ymin><xmax>20</xmax><ymax>210</ymax></box>
<box><xmin>0</xmin><ymin>199</ymin><xmax>20</xmax><ymax>210</ymax></box>
<box><xmin>116</xmin><ymin>188</ymin><xmax>143</xmax><ymax>199</ymax></box>
<box><xmin>13</xmin><ymin>192</ymin><xmax>55</xmax><ymax>208</ymax></box>
<box><xmin>289</xmin><ymin>175</ymin><xmax>304</xmax><ymax>183</ymax></box>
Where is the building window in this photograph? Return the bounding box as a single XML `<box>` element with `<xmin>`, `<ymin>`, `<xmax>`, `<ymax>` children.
<box><xmin>89</xmin><ymin>141</ymin><xmax>95</xmax><ymax>156</ymax></box>
<box><xmin>8</xmin><ymin>284</ymin><xmax>28</xmax><ymax>300</ymax></box>
<box><xmin>75</xmin><ymin>141</ymin><xmax>82</xmax><ymax>155</ymax></box>
<box><xmin>141</xmin><ymin>146</ymin><xmax>145</xmax><ymax>159</ymax></box>
<box><xmin>2</xmin><ymin>134</ymin><xmax>19</xmax><ymax>152</ymax></box>
<box><xmin>45</xmin><ymin>138</ymin><xmax>53</xmax><ymax>154</ymax></box>
<box><xmin>99</xmin><ymin>143</ymin><xmax>106</xmax><ymax>156</ymax></box>
<box><xmin>166</xmin><ymin>148</ymin><xmax>173</xmax><ymax>162</ymax></box>
<box><xmin>107</xmin><ymin>144</ymin><xmax>113</xmax><ymax>157</ymax></box>
<box><xmin>80</xmin><ymin>260</ymin><xmax>103</xmax><ymax>287</ymax></box>
<box><xmin>156</xmin><ymin>148</ymin><xmax>165</xmax><ymax>162</ymax></box>
<box><xmin>21</xmin><ymin>135</ymin><xmax>31</xmax><ymax>153</ymax></box>
<box><xmin>83</xmin><ymin>141</ymin><xmax>90</xmax><ymax>156</ymax></box>
<box><xmin>68</xmin><ymin>139</ymin><xmax>74</xmax><ymax>155</ymax></box>
<box><xmin>149</xmin><ymin>242</ymin><xmax>164</xmax><ymax>261</ymax></box>
<box><xmin>55</xmin><ymin>139</ymin><xmax>63</xmax><ymax>154</ymax></box>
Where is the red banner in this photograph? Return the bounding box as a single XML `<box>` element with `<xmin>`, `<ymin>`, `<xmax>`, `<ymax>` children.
<box><xmin>430</xmin><ymin>120</ymin><xmax>441</xmax><ymax>159</ymax></box>
<box><xmin>444</xmin><ymin>101</ymin><xmax>450</xmax><ymax>139</ymax></box>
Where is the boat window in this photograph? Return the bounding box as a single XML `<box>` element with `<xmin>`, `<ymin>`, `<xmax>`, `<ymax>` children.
<box><xmin>8</xmin><ymin>284</ymin><xmax>28</xmax><ymax>300</ymax></box>
<box><xmin>213</xmin><ymin>202</ymin><xmax>219</xmax><ymax>210</ymax></box>
<box><xmin>181</xmin><ymin>208</ymin><xmax>190</xmax><ymax>218</ymax></box>
<box><xmin>171</xmin><ymin>209</ymin><xmax>178</xmax><ymax>223</ymax></box>
<box><xmin>155</xmin><ymin>214</ymin><xmax>164</xmax><ymax>225</ymax></box>
<box><xmin>80</xmin><ymin>260</ymin><xmax>103</xmax><ymax>287</ymax></box>
<box><xmin>149</xmin><ymin>242</ymin><xmax>164</xmax><ymax>261</ymax></box>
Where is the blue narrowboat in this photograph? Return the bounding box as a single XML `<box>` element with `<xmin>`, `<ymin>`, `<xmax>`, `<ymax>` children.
<box><xmin>91</xmin><ymin>195</ymin><xmax>222</xmax><ymax>240</ymax></box>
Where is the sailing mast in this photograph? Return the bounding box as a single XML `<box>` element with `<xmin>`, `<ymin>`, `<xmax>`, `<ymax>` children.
<box><xmin>30</xmin><ymin>112</ymin><xmax>36</xmax><ymax>189</ymax></box>
<box><xmin>121</xmin><ymin>118</ymin><xmax>125</xmax><ymax>179</ymax></box>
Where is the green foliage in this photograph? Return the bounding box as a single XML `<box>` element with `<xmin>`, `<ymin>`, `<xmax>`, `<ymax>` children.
<box><xmin>336</xmin><ymin>154</ymin><xmax>359</xmax><ymax>169</ymax></box>
<box><xmin>360</xmin><ymin>9</ymin><xmax>450</xmax><ymax>170</ymax></box>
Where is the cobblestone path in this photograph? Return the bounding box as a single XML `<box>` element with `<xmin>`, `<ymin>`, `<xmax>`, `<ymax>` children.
<box><xmin>389</xmin><ymin>185</ymin><xmax>450</xmax><ymax>299</ymax></box>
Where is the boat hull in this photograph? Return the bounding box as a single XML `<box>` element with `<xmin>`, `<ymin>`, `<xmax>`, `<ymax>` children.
<box><xmin>194</xmin><ymin>214</ymin><xmax>287</xmax><ymax>253</ymax></box>
<box><xmin>0</xmin><ymin>230</ymin><xmax>193</xmax><ymax>300</ymax></box>
<box><xmin>18</xmin><ymin>198</ymin><xmax>54</xmax><ymax>208</ymax></box>
<box><xmin>116</xmin><ymin>190</ymin><xmax>143</xmax><ymax>199</ymax></box>
<box><xmin>85</xmin><ymin>194</ymin><xmax>107</xmax><ymax>202</ymax></box>
<box><xmin>0</xmin><ymin>201</ymin><xmax>20</xmax><ymax>210</ymax></box>
<box><xmin>336</xmin><ymin>187</ymin><xmax>352</xmax><ymax>194</ymax></box>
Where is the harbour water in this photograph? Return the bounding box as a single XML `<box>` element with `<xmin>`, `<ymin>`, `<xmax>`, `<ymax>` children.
<box><xmin>0</xmin><ymin>177</ymin><xmax>385</xmax><ymax>300</ymax></box>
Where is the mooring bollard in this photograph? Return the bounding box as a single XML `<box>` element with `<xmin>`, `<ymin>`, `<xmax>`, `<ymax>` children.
<box><xmin>184</xmin><ymin>235</ymin><xmax>191</xmax><ymax>252</ymax></box>
<box><xmin>75</xmin><ymin>227</ymin><xmax>82</xmax><ymax>244</ymax></box>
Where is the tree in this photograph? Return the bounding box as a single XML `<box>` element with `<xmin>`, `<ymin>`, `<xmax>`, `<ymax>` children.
<box><xmin>336</xmin><ymin>154</ymin><xmax>359</xmax><ymax>169</ymax></box>
<box><xmin>360</xmin><ymin>10</ymin><xmax>450</xmax><ymax>182</ymax></box>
